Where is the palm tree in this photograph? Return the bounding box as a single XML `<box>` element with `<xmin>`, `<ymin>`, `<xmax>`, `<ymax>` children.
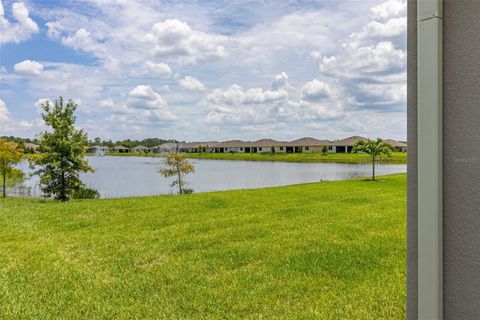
<box><xmin>353</xmin><ymin>138</ymin><xmax>393</xmax><ymax>181</ymax></box>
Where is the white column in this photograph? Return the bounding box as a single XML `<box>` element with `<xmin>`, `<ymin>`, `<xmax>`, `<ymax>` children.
<box><xmin>417</xmin><ymin>0</ymin><xmax>443</xmax><ymax>319</ymax></box>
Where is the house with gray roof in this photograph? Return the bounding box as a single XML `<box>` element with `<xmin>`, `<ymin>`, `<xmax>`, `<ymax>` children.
<box><xmin>331</xmin><ymin>136</ymin><xmax>369</xmax><ymax>153</ymax></box>
<box><xmin>113</xmin><ymin>145</ymin><xmax>130</xmax><ymax>153</ymax></box>
<box><xmin>131</xmin><ymin>145</ymin><xmax>152</xmax><ymax>153</ymax></box>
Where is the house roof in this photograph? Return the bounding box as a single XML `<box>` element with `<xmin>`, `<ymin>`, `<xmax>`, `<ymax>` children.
<box><xmin>132</xmin><ymin>145</ymin><xmax>150</xmax><ymax>150</ymax></box>
<box><xmin>252</xmin><ymin>139</ymin><xmax>286</xmax><ymax>147</ymax></box>
<box><xmin>206</xmin><ymin>141</ymin><xmax>227</xmax><ymax>148</ymax></box>
<box><xmin>332</xmin><ymin>136</ymin><xmax>369</xmax><ymax>146</ymax></box>
<box><xmin>113</xmin><ymin>145</ymin><xmax>129</xmax><ymax>150</ymax></box>
<box><xmin>384</xmin><ymin>139</ymin><xmax>407</xmax><ymax>147</ymax></box>
<box><xmin>157</xmin><ymin>143</ymin><xmax>175</xmax><ymax>148</ymax></box>
<box><xmin>286</xmin><ymin>137</ymin><xmax>331</xmax><ymax>147</ymax></box>
<box><xmin>179</xmin><ymin>142</ymin><xmax>203</xmax><ymax>148</ymax></box>
<box><xmin>222</xmin><ymin>140</ymin><xmax>252</xmax><ymax>148</ymax></box>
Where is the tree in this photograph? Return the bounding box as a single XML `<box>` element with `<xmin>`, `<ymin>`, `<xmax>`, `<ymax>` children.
<box><xmin>34</xmin><ymin>97</ymin><xmax>93</xmax><ymax>201</ymax></box>
<box><xmin>321</xmin><ymin>145</ymin><xmax>328</xmax><ymax>155</ymax></box>
<box><xmin>159</xmin><ymin>152</ymin><xmax>195</xmax><ymax>194</ymax></box>
<box><xmin>0</xmin><ymin>138</ymin><xmax>23</xmax><ymax>198</ymax></box>
<box><xmin>353</xmin><ymin>138</ymin><xmax>393</xmax><ymax>181</ymax></box>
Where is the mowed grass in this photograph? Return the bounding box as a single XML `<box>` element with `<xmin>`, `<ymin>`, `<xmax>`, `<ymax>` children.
<box><xmin>185</xmin><ymin>152</ymin><xmax>407</xmax><ymax>163</ymax></box>
<box><xmin>0</xmin><ymin>174</ymin><xmax>406</xmax><ymax>319</ymax></box>
<box><xmin>100</xmin><ymin>151</ymin><xmax>407</xmax><ymax>164</ymax></box>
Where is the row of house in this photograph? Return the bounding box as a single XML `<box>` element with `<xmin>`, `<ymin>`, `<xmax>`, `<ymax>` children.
<box><xmin>154</xmin><ymin>136</ymin><xmax>407</xmax><ymax>154</ymax></box>
<box><xmin>80</xmin><ymin>136</ymin><xmax>408</xmax><ymax>155</ymax></box>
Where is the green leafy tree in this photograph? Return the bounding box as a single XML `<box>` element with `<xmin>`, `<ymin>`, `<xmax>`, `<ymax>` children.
<box><xmin>159</xmin><ymin>152</ymin><xmax>195</xmax><ymax>194</ymax></box>
<box><xmin>0</xmin><ymin>138</ymin><xmax>23</xmax><ymax>198</ymax></box>
<box><xmin>34</xmin><ymin>97</ymin><xmax>93</xmax><ymax>201</ymax></box>
<box><xmin>353</xmin><ymin>138</ymin><xmax>393</xmax><ymax>181</ymax></box>
<box><xmin>322</xmin><ymin>145</ymin><xmax>328</xmax><ymax>155</ymax></box>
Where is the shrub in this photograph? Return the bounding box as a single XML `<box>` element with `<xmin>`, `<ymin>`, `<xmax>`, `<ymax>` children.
<box><xmin>72</xmin><ymin>186</ymin><xmax>100</xmax><ymax>199</ymax></box>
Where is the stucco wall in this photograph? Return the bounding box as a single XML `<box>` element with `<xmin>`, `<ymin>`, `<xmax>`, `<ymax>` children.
<box><xmin>407</xmin><ymin>1</ymin><xmax>417</xmax><ymax>319</ymax></box>
<box><xmin>443</xmin><ymin>1</ymin><xmax>480</xmax><ymax>318</ymax></box>
<box><xmin>408</xmin><ymin>1</ymin><xmax>480</xmax><ymax>319</ymax></box>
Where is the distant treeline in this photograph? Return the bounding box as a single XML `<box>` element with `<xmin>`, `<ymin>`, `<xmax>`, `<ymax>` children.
<box><xmin>1</xmin><ymin>136</ymin><xmax>38</xmax><ymax>146</ymax></box>
<box><xmin>87</xmin><ymin>137</ymin><xmax>183</xmax><ymax>148</ymax></box>
<box><xmin>1</xmin><ymin>136</ymin><xmax>182</xmax><ymax>149</ymax></box>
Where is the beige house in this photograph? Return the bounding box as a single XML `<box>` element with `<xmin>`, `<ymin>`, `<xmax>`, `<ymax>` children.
<box><xmin>178</xmin><ymin>142</ymin><xmax>203</xmax><ymax>153</ymax></box>
<box><xmin>113</xmin><ymin>145</ymin><xmax>129</xmax><ymax>153</ymax></box>
<box><xmin>331</xmin><ymin>136</ymin><xmax>369</xmax><ymax>153</ymax></box>
<box><xmin>165</xmin><ymin>136</ymin><xmax>406</xmax><ymax>154</ymax></box>
<box><xmin>384</xmin><ymin>139</ymin><xmax>407</xmax><ymax>152</ymax></box>
<box><xmin>221</xmin><ymin>140</ymin><xmax>252</xmax><ymax>153</ymax></box>
<box><xmin>252</xmin><ymin>139</ymin><xmax>286</xmax><ymax>153</ymax></box>
<box><xmin>284</xmin><ymin>137</ymin><xmax>331</xmax><ymax>153</ymax></box>
<box><xmin>131</xmin><ymin>145</ymin><xmax>152</xmax><ymax>153</ymax></box>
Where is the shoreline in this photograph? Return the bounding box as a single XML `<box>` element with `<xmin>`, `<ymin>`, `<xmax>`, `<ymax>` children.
<box><xmin>86</xmin><ymin>152</ymin><xmax>407</xmax><ymax>164</ymax></box>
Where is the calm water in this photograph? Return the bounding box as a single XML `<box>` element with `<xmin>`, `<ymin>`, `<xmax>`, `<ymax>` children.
<box><xmin>17</xmin><ymin>156</ymin><xmax>406</xmax><ymax>198</ymax></box>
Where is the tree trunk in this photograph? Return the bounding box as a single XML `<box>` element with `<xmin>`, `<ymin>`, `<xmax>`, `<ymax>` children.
<box><xmin>372</xmin><ymin>156</ymin><xmax>376</xmax><ymax>181</ymax></box>
<box><xmin>61</xmin><ymin>171</ymin><xmax>66</xmax><ymax>201</ymax></box>
<box><xmin>177</xmin><ymin>163</ymin><xmax>183</xmax><ymax>195</ymax></box>
<box><xmin>2</xmin><ymin>169</ymin><xmax>6</xmax><ymax>198</ymax></box>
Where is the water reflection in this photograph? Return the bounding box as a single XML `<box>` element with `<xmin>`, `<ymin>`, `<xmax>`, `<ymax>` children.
<box><xmin>15</xmin><ymin>156</ymin><xmax>406</xmax><ymax>198</ymax></box>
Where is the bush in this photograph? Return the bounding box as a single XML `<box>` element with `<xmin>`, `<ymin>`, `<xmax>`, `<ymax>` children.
<box><xmin>322</xmin><ymin>145</ymin><xmax>328</xmax><ymax>154</ymax></box>
<box><xmin>72</xmin><ymin>186</ymin><xmax>100</xmax><ymax>199</ymax></box>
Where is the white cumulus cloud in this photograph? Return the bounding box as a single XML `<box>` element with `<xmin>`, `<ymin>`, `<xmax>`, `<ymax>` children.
<box><xmin>14</xmin><ymin>59</ymin><xmax>44</xmax><ymax>76</ymax></box>
<box><xmin>146</xmin><ymin>18</ymin><xmax>228</xmax><ymax>64</ymax></box>
<box><xmin>179</xmin><ymin>76</ymin><xmax>205</xmax><ymax>91</ymax></box>
<box><xmin>0</xmin><ymin>98</ymin><xmax>10</xmax><ymax>122</ymax></box>
<box><xmin>144</xmin><ymin>61</ymin><xmax>172</xmax><ymax>77</ymax></box>
<box><xmin>0</xmin><ymin>1</ymin><xmax>39</xmax><ymax>44</ymax></box>
<box><xmin>110</xmin><ymin>84</ymin><xmax>179</xmax><ymax>123</ymax></box>
<box><xmin>301</xmin><ymin>79</ymin><xmax>342</xmax><ymax>101</ymax></box>
<box><xmin>271</xmin><ymin>72</ymin><xmax>289</xmax><ymax>91</ymax></box>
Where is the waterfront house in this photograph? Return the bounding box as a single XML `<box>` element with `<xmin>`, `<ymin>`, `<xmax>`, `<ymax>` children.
<box><xmin>131</xmin><ymin>145</ymin><xmax>152</xmax><ymax>153</ymax></box>
<box><xmin>331</xmin><ymin>136</ymin><xmax>369</xmax><ymax>153</ymax></box>
<box><xmin>252</xmin><ymin>139</ymin><xmax>286</xmax><ymax>153</ymax></box>
<box><xmin>204</xmin><ymin>141</ymin><xmax>226</xmax><ymax>153</ymax></box>
<box><xmin>156</xmin><ymin>136</ymin><xmax>406</xmax><ymax>154</ymax></box>
<box><xmin>384</xmin><ymin>139</ymin><xmax>407</xmax><ymax>152</ymax></box>
<box><xmin>86</xmin><ymin>145</ymin><xmax>109</xmax><ymax>154</ymax></box>
<box><xmin>284</xmin><ymin>137</ymin><xmax>331</xmax><ymax>153</ymax></box>
<box><xmin>154</xmin><ymin>143</ymin><xmax>178</xmax><ymax>153</ymax></box>
<box><xmin>221</xmin><ymin>140</ymin><xmax>252</xmax><ymax>153</ymax></box>
<box><xmin>113</xmin><ymin>145</ymin><xmax>130</xmax><ymax>153</ymax></box>
<box><xmin>178</xmin><ymin>142</ymin><xmax>203</xmax><ymax>153</ymax></box>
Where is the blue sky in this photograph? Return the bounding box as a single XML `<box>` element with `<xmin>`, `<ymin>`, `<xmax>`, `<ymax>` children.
<box><xmin>0</xmin><ymin>0</ymin><xmax>407</xmax><ymax>141</ymax></box>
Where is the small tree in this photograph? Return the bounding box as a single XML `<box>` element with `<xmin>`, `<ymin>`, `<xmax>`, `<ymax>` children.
<box><xmin>34</xmin><ymin>97</ymin><xmax>93</xmax><ymax>201</ymax></box>
<box><xmin>353</xmin><ymin>138</ymin><xmax>393</xmax><ymax>181</ymax></box>
<box><xmin>159</xmin><ymin>152</ymin><xmax>195</xmax><ymax>194</ymax></box>
<box><xmin>321</xmin><ymin>145</ymin><xmax>328</xmax><ymax>155</ymax></box>
<box><xmin>0</xmin><ymin>138</ymin><xmax>23</xmax><ymax>198</ymax></box>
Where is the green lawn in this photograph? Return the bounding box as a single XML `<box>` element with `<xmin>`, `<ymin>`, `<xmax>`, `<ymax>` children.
<box><xmin>98</xmin><ymin>152</ymin><xmax>407</xmax><ymax>164</ymax></box>
<box><xmin>0</xmin><ymin>174</ymin><xmax>406</xmax><ymax>319</ymax></box>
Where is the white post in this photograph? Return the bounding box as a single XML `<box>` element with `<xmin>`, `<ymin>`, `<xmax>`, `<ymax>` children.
<box><xmin>417</xmin><ymin>0</ymin><xmax>443</xmax><ymax>319</ymax></box>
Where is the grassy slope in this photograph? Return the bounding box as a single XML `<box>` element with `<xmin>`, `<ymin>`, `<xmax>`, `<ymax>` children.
<box><xmin>99</xmin><ymin>152</ymin><xmax>408</xmax><ymax>164</ymax></box>
<box><xmin>0</xmin><ymin>175</ymin><xmax>406</xmax><ymax>319</ymax></box>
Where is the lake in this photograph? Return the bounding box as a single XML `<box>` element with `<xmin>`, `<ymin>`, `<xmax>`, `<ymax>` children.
<box><xmin>16</xmin><ymin>156</ymin><xmax>406</xmax><ymax>198</ymax></box>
